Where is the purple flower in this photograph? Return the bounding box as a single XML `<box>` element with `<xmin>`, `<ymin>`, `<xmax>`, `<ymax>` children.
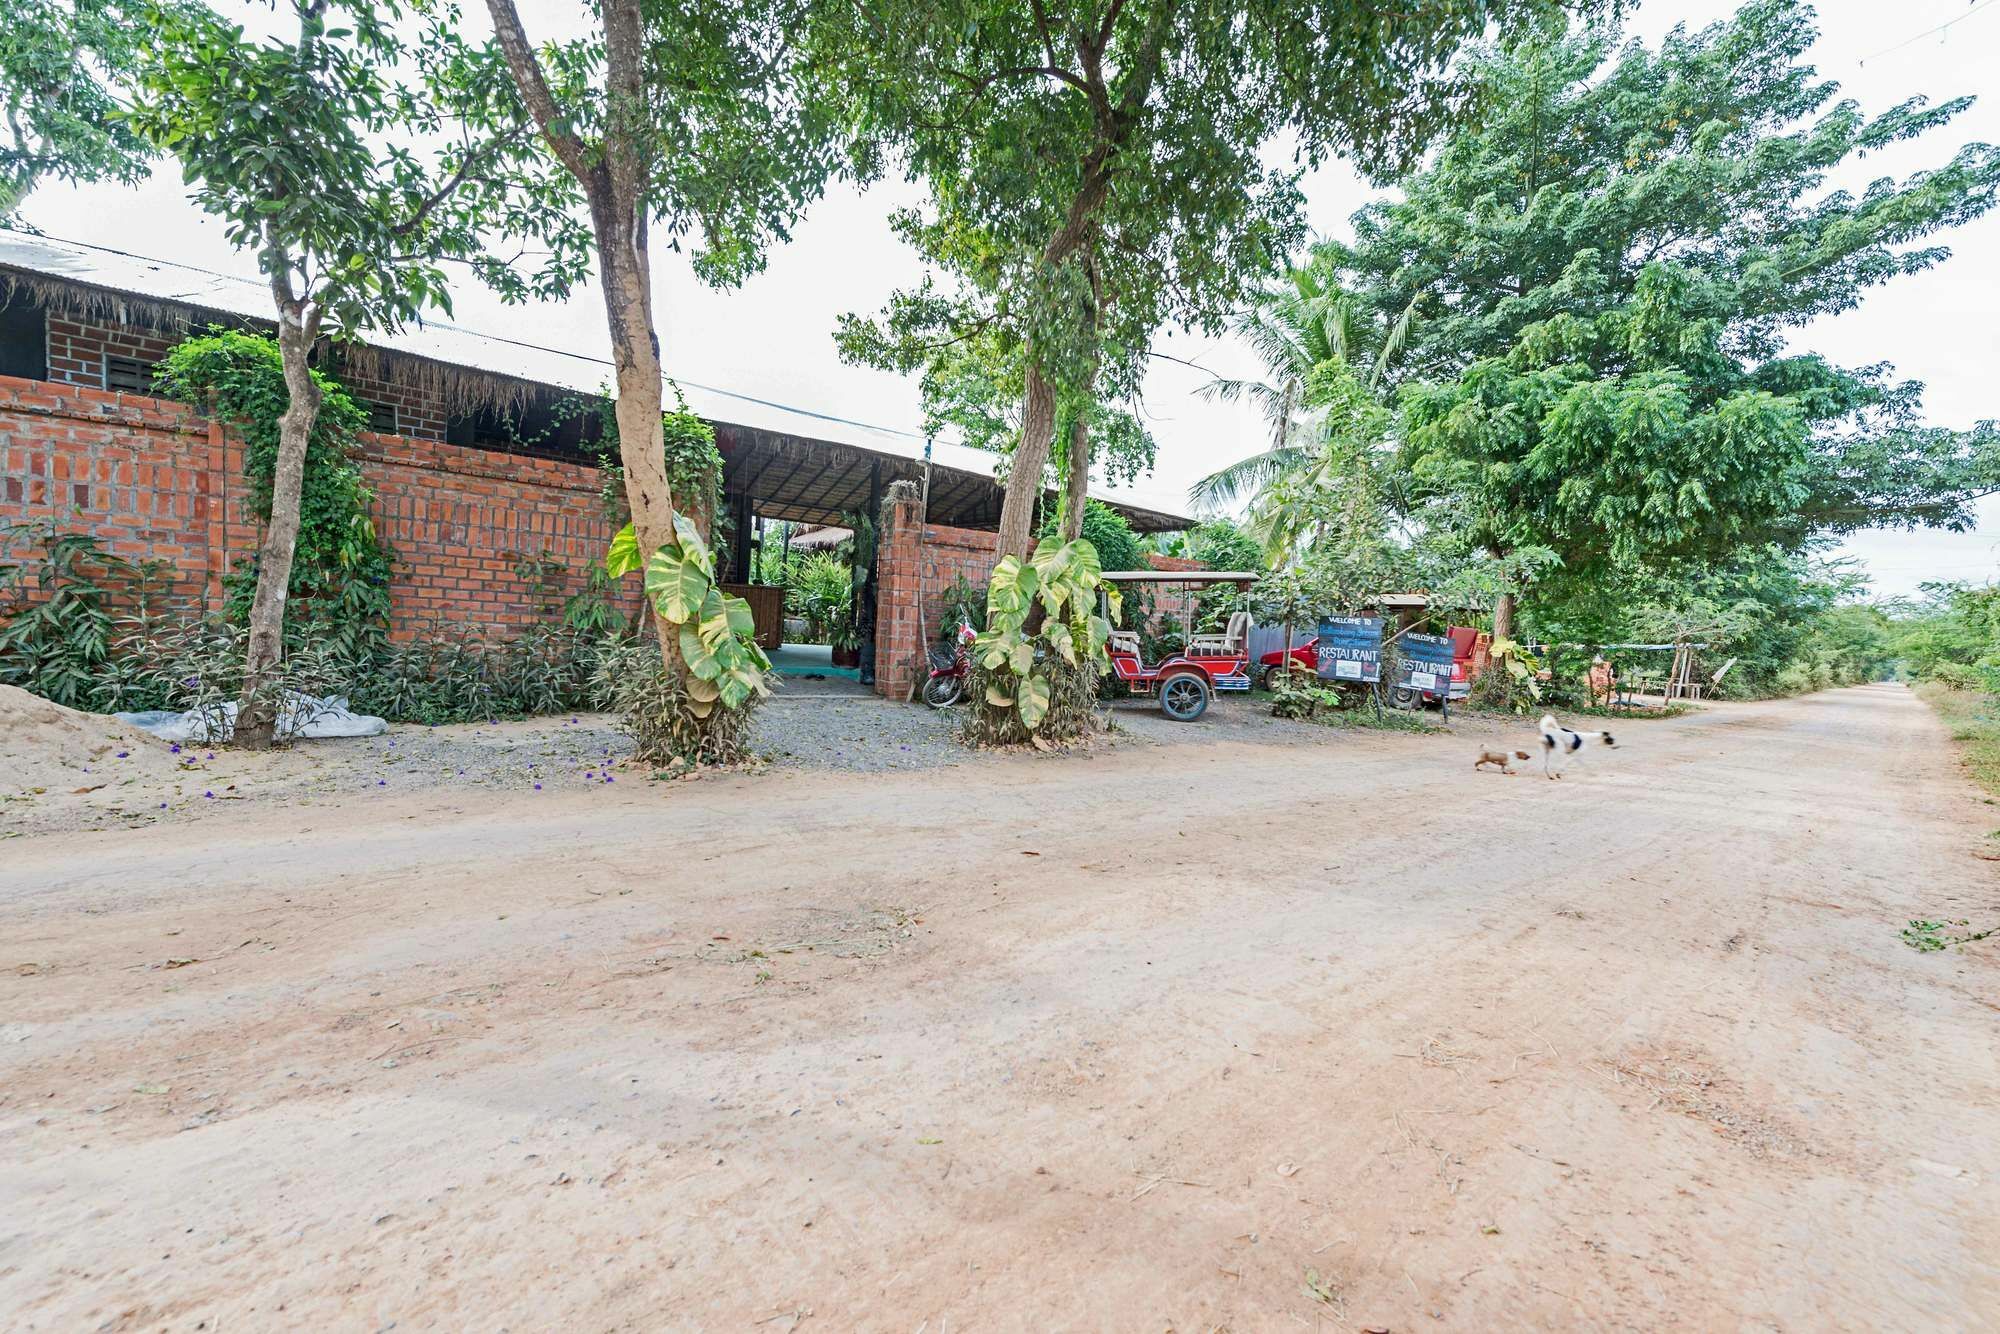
<box><xmin>533</xmin><ymin>782</ymin><xmax>542</xmax><ymax>790</ymax></box>
<box><xmin>116</xmin><ymin>750</ymin><xmax>129</xmax><ymax>759</ymax></box>
<box><xmin>376</xmin><ymin>779</ymin><xmax>386</xmax><ymax>787</ymax></box>
<box><xmin>204</xmin><ymin>752</ymin><xmax>215</xmax><ymax>760</ymax></box>
<box><xmin>203</xmin><ymin>790</ymin><xmax>214</xmax><ymax>799</ymax></box>
<box><xmin>158</xmin><ymin>802</ymin><xmax>167</xmax><ymax>809</ymax></box>
<box><xmin>169</xmin><ymin>743</ymin><xmax>181</xmax><ymax>754</ymax></box>
<box><xmin>604</xmin><ymin>776</ymin><xmax>614</xmax><ymax>784</ymax></box>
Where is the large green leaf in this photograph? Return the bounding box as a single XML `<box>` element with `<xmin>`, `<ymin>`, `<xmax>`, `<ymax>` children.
<box><xmin>976</xmin><ymin>627</ymin><xmax>1018</xmax><ymax>671</ymax></box>
<box><xmin>671</xmin><ymin>512</ymin><xmax>715</xmax><ymax>578</ymax></box>
<box><xmin>647</xmin><ymin>544</ymin><xmax>712</xmax><ymax>624</ymax></box>
<box><xmin>985</xmin><ymin>683</ymin><xmax>1014</xmax><ymax>708</ymax></box>
<box><xmin>679</xmin><ymin>624</ymin><xmax>725</xmax><ymax>681</ymax></box>
<box><xmin>1046</xmin><ymin>619</ymin><xmax>1075</xmax><ymax>665</ymax></box>
<box><xmin>605</xmin><ymin>523</ymin><xmax>642</xmax><ymax>579</ymax></box>
<box><xmin>1007</xmin><ymin>639</ymin><xmax>1035</xmax><ymax>676</ymax></box>
<box><xmin>695</xmin><ymin>587</ymin><xmax>735</xmax><ymax>650</ymax></box>
<box><xmin>1016</xmin><ymin>672</ymin><xmax>1051</xmax><ymax>730</ymax></box>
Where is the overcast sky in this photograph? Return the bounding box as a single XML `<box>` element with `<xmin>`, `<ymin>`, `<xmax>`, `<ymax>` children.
<box><xmin>15</xmin><ymin>0</ymin><xmax>1998</xmax><ymax>597</ymax></box>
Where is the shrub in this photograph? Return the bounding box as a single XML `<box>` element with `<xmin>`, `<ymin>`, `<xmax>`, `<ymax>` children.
<box><xmin>1928</xmin><ymin>662</ymin><xmax>1988</xmax><ymax>692</ymax></box>
<box><xmin>590</xmin><ymin>640</ymin><xmax>762</xmax><ymax>767</ymax></box>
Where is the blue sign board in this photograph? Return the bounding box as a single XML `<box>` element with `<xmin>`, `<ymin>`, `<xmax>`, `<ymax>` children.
<box><xmin>1316</xmin><ymin>616</ymin><xmax>1383</xmax><ymax>683</ymax></box>
<box><xmin>1399</xmin><ymin>631</ymin><xmax>1455</xmax><ymax>693</ymax></box>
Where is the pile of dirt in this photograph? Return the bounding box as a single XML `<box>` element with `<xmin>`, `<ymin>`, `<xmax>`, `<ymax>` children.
<box><xmin>0</xmin><ymin>683</ymin><xmax>183</xmax><ymax>796</ymax></box>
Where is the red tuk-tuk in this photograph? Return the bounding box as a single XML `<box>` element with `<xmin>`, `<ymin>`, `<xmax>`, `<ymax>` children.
<box><xmin>1099</xmin><ymin>570</ymin><xmax>1260</xmax><ymax>721</ymax></box>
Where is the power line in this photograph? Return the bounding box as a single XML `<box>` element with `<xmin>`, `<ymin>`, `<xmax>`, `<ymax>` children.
<box><xmin>14</xmin><ymin>229</ymin><xmax>929</xmax><ymax>442</ymax></box>
<box><xmin>1858</xmin><ymin>0</ymin><xmax>1999</xmax><ymax>65</ymax></box>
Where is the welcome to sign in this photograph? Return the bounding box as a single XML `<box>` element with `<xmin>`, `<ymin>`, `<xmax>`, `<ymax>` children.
<box><xmin>1316</xmin><ymin>616</ymin><xmax>1383</xmax><ymax>683</ymax></box>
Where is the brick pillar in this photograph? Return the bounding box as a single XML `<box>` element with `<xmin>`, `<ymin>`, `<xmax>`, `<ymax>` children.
<box><xmin>874</xmin><ymin>492</ymin><xmax>922</xmax><ymax>702</ymax></box>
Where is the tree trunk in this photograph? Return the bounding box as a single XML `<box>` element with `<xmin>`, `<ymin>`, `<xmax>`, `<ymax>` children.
<box><xmin>1059</xmin><ymin>411</ymin><xmax>1089</xmax><ymax>542</ymax></box>
<box><xmin>487</xmin><ymin>0</ymin><xmax>683</xmax><ymax>673</ymax></box>
<box><xmin>233</xmin><ymin>302</ymin><xmax>322</xmax><ymax>748</ymax></box>
<box><xmin>997</xmin><ymin>363</ymin><xmax>1058</xmax><ymax>560</ymax></box>
<box><xmin>1492</xmin><ymin>590</ymin><xmax>1515</xmax><ymax>643</ymax></box>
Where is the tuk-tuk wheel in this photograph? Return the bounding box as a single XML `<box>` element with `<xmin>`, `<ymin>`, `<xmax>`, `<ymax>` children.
<box><xmin>1159</xmin><ymin>672</ymin><xmax>1211</xmax><ymax>721</ymax></box>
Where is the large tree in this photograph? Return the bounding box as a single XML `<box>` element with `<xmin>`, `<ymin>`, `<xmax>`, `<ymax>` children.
<box><xmin>827</xmin><ymin>0</ymin><xmax>1571</xmax><ymax>561</ymax></box>
<box><xmin>129</xmin><ymin>0</ymin><xmax>582</xmax><ymax>745</ymax></box>
<box><xmin>1328</xmin><ymin>0</ymin><xmax>2000</xmax><ymax>641</ymax></box>
<box><xmin>480</xmin><ymin>0</ymin><xmax>838</xmax><ymax>734</ymax></box>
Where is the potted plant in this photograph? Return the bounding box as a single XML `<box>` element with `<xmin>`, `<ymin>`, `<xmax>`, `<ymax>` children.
<box><xmin>829</xmin><ymin>620</ymin><xmax>862</xmax><ymax>668</ymax></box>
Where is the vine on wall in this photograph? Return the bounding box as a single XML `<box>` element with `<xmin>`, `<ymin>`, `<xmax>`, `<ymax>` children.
<box><xmin>155</xmin><ymin>329</ymin><xmax>393</xmax><ymax>654</ymax></box>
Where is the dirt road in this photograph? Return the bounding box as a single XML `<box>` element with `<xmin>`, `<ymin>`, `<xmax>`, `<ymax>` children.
<box><xmin>4</xmin><ymin>685</ymin><xmax>1997</xmax><ymax>1330</ymax></box>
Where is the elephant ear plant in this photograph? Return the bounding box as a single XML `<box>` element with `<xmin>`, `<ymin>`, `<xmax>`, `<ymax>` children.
<box><xmin>602</xmin><ymin>512</ymin><xmax>772</xmax><ymax>765</ymax></box>
<box><xmin>967</xmin><ymin>536</ymin><xmax>1116</xmax><ymax>744</ymax></box>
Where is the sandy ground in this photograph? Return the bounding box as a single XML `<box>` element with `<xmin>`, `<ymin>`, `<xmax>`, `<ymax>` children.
<box><xmin>2</xmin><ymin>683</ymin><xmax>1996</xmax><ymax>1330</ymax></box>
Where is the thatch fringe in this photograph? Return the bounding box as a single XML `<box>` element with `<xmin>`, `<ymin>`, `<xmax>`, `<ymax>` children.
<box><xmin>2</xmin><ymin>264</ymin><xmax>558</xmax><ymax>415</ymax></box>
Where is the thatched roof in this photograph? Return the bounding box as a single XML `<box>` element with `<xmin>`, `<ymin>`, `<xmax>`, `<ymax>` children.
<box><xmin>0</xmin><ymin>230</ymin><xmax>1195</xmax><ymax>532</ymax></box>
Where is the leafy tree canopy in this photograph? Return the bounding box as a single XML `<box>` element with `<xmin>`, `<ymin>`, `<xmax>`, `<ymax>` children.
<box><xmin>1327</xmin><ymin>0</ymin><xmax>2000</xmax><ymax>585</ymax></box>
<box><xmin>826</xmin><ymin>0</ymin><xmax>1577</xmax><ymax>554</ymax></box>
<box><xmin>127</xmin><ymin>0</ymin><xmax>588</xmax><ymax>341</ymax></box>
<box><xmin>0</xmin><ymin>0</ymin><xmax>199</xmax><ymax>218</ymax></box>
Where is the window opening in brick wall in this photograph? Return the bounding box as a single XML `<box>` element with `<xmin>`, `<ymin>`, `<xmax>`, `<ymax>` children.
<box><xmin>367</xmin><ymin>400</ymin><xmax>398</xmax><ymax>433</ymax></box>
<box><xmin>104</xmin><ymin>353</ymin><xmax>156</xmax><ymax>393</ymax></box>
<box><xmin>0</xmin><ymin>295</ymin><xmax>48</xmax><ymax>381</ymax></box>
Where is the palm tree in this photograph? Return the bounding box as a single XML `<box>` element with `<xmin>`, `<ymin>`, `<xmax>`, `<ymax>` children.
<box><xmin>1191</xmin><ymin>250</ymin><xmax>1418</xmax><ymax>562</ymax></box>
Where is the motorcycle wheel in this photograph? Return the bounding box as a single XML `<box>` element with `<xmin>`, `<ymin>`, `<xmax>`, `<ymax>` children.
<box><xmin>922</xmin><ymin>674</ymin><xmax>964</xmax><ymax>709</ymax></box>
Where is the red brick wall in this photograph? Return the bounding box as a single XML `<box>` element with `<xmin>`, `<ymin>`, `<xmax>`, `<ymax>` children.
<box><xmin>0</xmin><ymin>373</ymin><xmax>631</xmax><ymax>639</ymax></box>
<box><xmin>43</xmin><ymin>316</ymin><xmax>180</xmax><ymax>391</ymax></box>
<box><xmin>875</xmin><ymin>494</ymin><xmax>999</xmax><ymax>701</ymax></box>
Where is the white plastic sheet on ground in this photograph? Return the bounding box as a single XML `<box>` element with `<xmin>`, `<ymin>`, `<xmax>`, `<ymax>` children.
<box><xmin>116</xmin><ymin>694</ymin><xmax>387</xmax><ymax>743</ymax></box>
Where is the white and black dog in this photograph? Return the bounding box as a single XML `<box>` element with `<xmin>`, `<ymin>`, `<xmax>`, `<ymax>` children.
<box><xmin>1538</xmin><ymin>713</ymin><xmax>1616</xmax><ymax>780</ymax></box>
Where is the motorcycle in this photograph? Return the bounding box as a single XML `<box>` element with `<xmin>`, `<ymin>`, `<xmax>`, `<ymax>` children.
<box><xmin>922</xmin><ymin>621</ymin><xmax>978</xmax><ymax>708</ymax></box>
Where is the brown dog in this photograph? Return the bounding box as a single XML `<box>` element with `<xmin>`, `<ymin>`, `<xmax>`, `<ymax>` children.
<box><xmin>1475</xmin><ymin>748</ymin><xmax>1534</xmax><ymax>775</ymax></box>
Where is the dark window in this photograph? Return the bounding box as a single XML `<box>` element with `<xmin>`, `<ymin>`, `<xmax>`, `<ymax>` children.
<box><xmin>367</xmin><ymin>401</ymin><xmax>398</xmax><ymax>433</ymax></box>
<box><xmin>0</xmin><ymin>296</ymin><xmax>47</xmax><ymax>381</ymax></box>
<box><xmin>445</xmin><ymin>393</ymin><xmax>603</xmax><ymax>460</ymax></box>
<box><xmin>104</xmin><ymin>354</ymin><xmax>154</xmax><ymax>393</ymax></box>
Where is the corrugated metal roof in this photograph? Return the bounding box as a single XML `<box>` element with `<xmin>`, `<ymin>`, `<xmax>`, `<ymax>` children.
<box><xmin>0</xmin><ymin>230</ymin><xmax>1194</xmax><ymax>530</ymax></box>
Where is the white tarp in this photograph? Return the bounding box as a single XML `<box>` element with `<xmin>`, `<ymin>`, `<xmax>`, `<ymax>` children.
<box><xmin>116</xmin><ymin>695</ymin><xmax>386</xmax><ymax>743</ymax></box>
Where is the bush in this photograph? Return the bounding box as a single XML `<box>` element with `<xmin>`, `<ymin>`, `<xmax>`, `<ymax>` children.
<box><xmin>1928</xmin><ymin>662</ymin><xmax>1988</xmax><ymax>692</ymax></box>
<box><xmin>590</xmin><ymin>640</ymin><xmax>763</xmax><ymax>767</ymax></box>
<box><xmin>1270</xmin><ymin>673</ymin><xmax>1343</xmax><ymax>721</ymax></box>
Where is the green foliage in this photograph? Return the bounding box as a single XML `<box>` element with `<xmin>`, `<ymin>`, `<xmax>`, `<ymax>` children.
<box><xmin>0</xmin><ymin>0</ymin><xmax>196</xmax><ymax>217</ymax></box>
<box><xmin>126</xmin><ymin>0</ymin><xmax>586</xmax><ymax>334</ymax></box>
<box><xmin>0</xmin><ymin>519</ymin><xmax>165</xmax><ymax>710</ymax></box>
<box><xmin>1269</xmin><ymin>672</ymin><xmax>1343</xmax><ymax>721</ymax></box>
<box><xmin>1900</xmin><ymin>919</ymin><xmax>1994</xmax><ymax>953</ymax></box>
<box><xmin>1888</xmin><ymin>583</ymin><xmax>2000</xmax><ymax>687</ymax></box>
<box><xmin>785</xmin><ymin>551</ymin><xmax>853</xmax><ymax>643</ymax></box>
<box><xmin>590</xmin><ymin>639</ymin><xmax>761</xmax><ymax>769</ymax></box>
<box><xmin>1334</xmin><ymin>2</ymin><xmax>2000</xmax><ymax>588</ymax></box>
<box><xmin>0</xmin><ymin>516</ymin><xmax>635</xmax><ymax>727</ymax></box>
<box><xmin>156</xmin><ymin>330</ymin><xmax>392</xmax><ymax>652</ymax></box>
<box><xmin>597</xmin><ymin>388</ymin><xmax>727</xmax><ymax>526</ymax></box>
<box><xmin>1038</xmin><ymin>500</ymin><xmax>1142</xmax><ymax>574</ymax></box>
<box><xmin>935</xmin><ymin>573</ymin><xmax>987</xmax><ymax>643</ymax></box>
<box><xmin>827</xmin><ymin>0</ymin><xmax>1561</xmax><ymax>535</ymax></box>
<box><xmin>608</xmin><ymin>509</ymin><xmax>772</xmax><ymax>723</ymax></box>
<box><xmin>1928</xmin><ymin>662</ymin><xmax>1990</xmax><ymax>693</ymax></box>
<box><xmin>966</xmin><ymin>537</ymin><xmax>1114</xmax><ymax>742</ymax></box>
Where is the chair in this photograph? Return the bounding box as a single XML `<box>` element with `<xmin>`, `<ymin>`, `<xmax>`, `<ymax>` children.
<box><xmin>1188</xmin><ymin>611</ymin><xmax>1251</xmax><ymax>657</ymax></box>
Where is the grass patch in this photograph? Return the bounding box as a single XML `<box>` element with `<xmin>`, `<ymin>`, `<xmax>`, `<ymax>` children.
<box><xmin>1913</xmin><ymin>682</ymin><xmax>2000</xmax><ymax>800</ymax></box>
<box><xmin>1905</xmin><ymin>684</ymin><xmax>2000</xmax><ymax>952</ymax></box>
